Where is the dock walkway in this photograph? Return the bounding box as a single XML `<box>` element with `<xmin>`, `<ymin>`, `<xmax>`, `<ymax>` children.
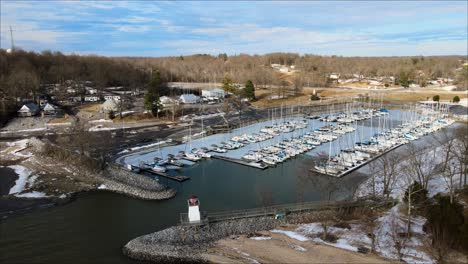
<box><xmin>212</xmin><ymin>155</ymin><xmax>268</xmax><ymax>169</ymax></box>
<box><xmin>140</xmin><ymin>168</ymin><xmax>190</xmax><ymax>182</ymax></box>
<box><xmin>180</xmin><ymin>199</ymin><xmax>397</xmax><ymax>225</ymax></box>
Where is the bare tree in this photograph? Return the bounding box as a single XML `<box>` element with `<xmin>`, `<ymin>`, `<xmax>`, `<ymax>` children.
<box><xmin>390</xmin><ymin>216</ymin><xmax>408</xmax><ymax>262</ymax></box>
<box><xmin>375</xmin><ymin>152</ymin><xmax>401</xmax><ymax>199</ymax></box>
<box><xmin>451</xmin><ymin>125</ymin><xmax>468</xmax><ymax>187</ymax></box>
<box><xmin>406</xmin><ymin>143</ymin><xmax>438</xmax><ymax>190</ymax></box>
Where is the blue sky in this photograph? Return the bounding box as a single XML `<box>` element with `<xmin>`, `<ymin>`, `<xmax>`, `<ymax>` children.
<box><xmin>1</xmin><ymin>1</ymin><xmax>467</xmax><ymax>56</ymax></box>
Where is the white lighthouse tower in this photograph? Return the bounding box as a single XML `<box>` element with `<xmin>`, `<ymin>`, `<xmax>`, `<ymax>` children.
<box><xmin>187</xmin><ymin>195</ymin><xmax>201</xmax><ymax>222</ymax></box>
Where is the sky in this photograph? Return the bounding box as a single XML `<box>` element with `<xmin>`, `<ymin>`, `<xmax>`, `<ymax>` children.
<box><xmin>1</xmin><ymin>1</ymin><xmax>467</xmax><ymax>57</ymax></box>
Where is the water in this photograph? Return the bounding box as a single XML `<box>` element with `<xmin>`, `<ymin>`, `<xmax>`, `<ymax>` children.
<box><xmin>0</xmin><ymin>109</ymin><xmax>445</xmax><ymax>263</ymax></box>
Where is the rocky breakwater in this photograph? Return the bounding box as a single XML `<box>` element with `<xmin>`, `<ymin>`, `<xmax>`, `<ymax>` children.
<box><xmin>123</xmin><ymin>216</ymin><xmax>279</xmax><ymax>262</ymax></box>
<box><xmin>102</xmin><ymin>166</ymin><xmax>176</xmax><ymax>200</ymax></box>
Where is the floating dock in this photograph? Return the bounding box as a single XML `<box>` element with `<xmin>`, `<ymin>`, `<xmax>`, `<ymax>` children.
<box><xmin>310</xmin><ymin>143</ymin><xmax>404</xmax><ymax>178</ymax></box>
<box><xmin>140</xmin><ymin>168</ymin><xmax>190</xmax><ymax>182</ymax></box>
<box><xmin>212</xmin><ymin>155</ymin><xmax>269</xmax><ymax>170</ymax></box>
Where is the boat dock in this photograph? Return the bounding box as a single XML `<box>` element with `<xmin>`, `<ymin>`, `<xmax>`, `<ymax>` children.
<box><xmin>212</xmin><ymin>155</ymin><xmax>269</xmax><ymax>170</ymax></box>
<box><xmin>140</xmin><ymin>168</ymin><xmax>190</xmax><ymax>182</ymax></box>
<box><xmin>310</xmin><ymin>143</ymin><xmax>405</xmax><ymax>178</ymax></box>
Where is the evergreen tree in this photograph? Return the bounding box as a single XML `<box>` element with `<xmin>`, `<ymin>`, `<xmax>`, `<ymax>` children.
<box><xmin>433</xmin><ymin>95</ymin><xmax>440</xmax><ymax>102</ymax></box>
<box><xmin>221</xmin><ymin>75</ymin><xmax>236</xmax><ymax>94</ymax></box>
<box><xmin>144</xmin><ymin>71</ymin><xmax>162</xmax><ymax>116</ymax></box>
<box><xmin>453</xmin><ymin>95</ymin><xmax>460</xmax><ymax>103</ymax></box>
<box><xmin>398</xmin><ymin>71</ymin><xmax>410</xmax><ymax>88</ymax></box>
<box><xmin>243</xmin><ymin>80</ymin><xmax>255</xmax><ymax>100</ymax></box>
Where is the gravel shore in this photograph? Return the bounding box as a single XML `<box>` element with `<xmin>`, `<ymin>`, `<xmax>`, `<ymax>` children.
<box><xmin>102</xmin><ymin>166</ymin><xmax>176</xmax><ymax>200</ymax></box>
<box><xmin>123</xmin><ymin>210</ymin><xmax>340</xmax><ymax>262</ymax></box>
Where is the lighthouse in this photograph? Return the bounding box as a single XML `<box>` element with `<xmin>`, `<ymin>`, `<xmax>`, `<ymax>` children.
<box><xmin>187</xmin><ymin>195</ymin><xmax>201</xmax><ymax>222</ymax></box>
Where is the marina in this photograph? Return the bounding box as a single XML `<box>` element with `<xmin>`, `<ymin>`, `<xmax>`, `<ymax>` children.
<box><xmin>119</xmin><ymin>107</ymin><xmax>397</xmax><ymax>175</ymax></box>
<box><xmin>118</xmin><ymin>105</ymin><xmax>453</xmax><ymax>182</ymax></box>
<box><xmin>312</xmin><ymin>105</ymin><xmax>454</xmax><ymax>177</ymax></box>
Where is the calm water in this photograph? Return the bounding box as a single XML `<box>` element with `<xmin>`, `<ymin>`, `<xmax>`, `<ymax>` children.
<box><xmin>0</xmin><ymin>109</ymin><xmax>449</xmax><ymax>263</ymax></box>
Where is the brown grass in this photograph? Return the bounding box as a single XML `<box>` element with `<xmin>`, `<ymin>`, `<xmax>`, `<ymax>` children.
<box><xmin>77</xmin><ymin>103</ymin><xmax>101</xmax><ymax>113</ymax></box>
<box><xmin>48</xmin><ymin>115</ymin><xmax>71</xmax><ymax>124</ymax></box>
<box><xmin>382</xmin><ymin>92</ymin><xmax>467</xmax><ymax>103</ymax></box>
<box><xmin>113</xmin><ymin>112</ymin><xmax>159</xmax><ymax>123</ymax></box>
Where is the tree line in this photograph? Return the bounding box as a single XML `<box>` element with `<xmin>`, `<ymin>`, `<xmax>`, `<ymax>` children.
<box><xmin>120</xmin><ymin>53</ymin><xmax>466</xmax><ymax>89</ymax></box>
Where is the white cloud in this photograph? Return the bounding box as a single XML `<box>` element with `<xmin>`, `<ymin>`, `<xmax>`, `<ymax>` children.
<box><xmin>118</xmin><ymin>24</ymin><xmax>153</xmax><ymax>33</ymax></box>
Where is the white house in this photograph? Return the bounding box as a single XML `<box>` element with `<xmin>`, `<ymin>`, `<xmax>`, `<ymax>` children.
<box><xmin>329</xmin><ymin>73</ymin><xmax>340</xmax><ymax>80</ymax></box>
<box><xmin>85</xmin><ymin>87</ymin><xmax>98</xmax><ymax>95</ymax></box>
<box><xmin>179</xmin><ymin>94</ymin><xmax>199</xmax><ymax>104</ymax></box>
<box><xmin>66</xmin><ymin>87</ymin><xmax>76</xmax><ymax>94</ymax></box>
<box><xmin>17</xmin><ymin>103</ymin><xmax>40</xmax><ymax>117</ymax></box>
<box><xmin>43</xmin><ymin>103</ymin><xmax>58</xmax><ymax>115</ymax></box>
<box><xmin>201</xmin><ymin>88</ymin><xmax>226</xmax><ymax>98</ymax></box>
<box><xmin>160</xmin><ymin>96</ymin><xmax>178</xmax><ymax>107</ymax></box>
<box><xmin>84</xmin><ymin>96</ymin><xmax>100</xmax><ymax>102</ymax></box>
<box><xmin>104</xmin><ymin>95</ymin><xmax>121</xmax><ymax>101</ymax></box>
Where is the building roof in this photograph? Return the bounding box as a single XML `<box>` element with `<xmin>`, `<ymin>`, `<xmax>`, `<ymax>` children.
<box><xmin>18</xmin><ymin>103</ymin><xmax>39</xmax><ymax>113</ymax></box>
<box><xmin>43</xmin><ymin>103</ymin><xmax>57</xmax><ymax>111</ymax></box>
<box><xmin>179</xmin><ymin>94</ymin><xmax>199</xmax><ymax>102</ymax></box>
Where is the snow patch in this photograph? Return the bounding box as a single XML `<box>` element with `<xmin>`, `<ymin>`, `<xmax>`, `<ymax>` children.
<box><xmin>8</xmin><ymin>165</ymin><xmax>33</xmax><ymax>194</ymax></box>
<box><xmin>15</xmin><ymin>191</ymin><xmax>49</xmax><ymax>198</ymax></box>
<box><xmin>97</xmin><ymin>184</ymin><xmax>107</xmax><ymax>189</ymax></box>
<box><xmin>249</xmin><ymin>236</ymin><xmax>271</xmax><ymax>241</ymax></box>
<box><xmin>291</xmin><ymin>245</ymin><xmax>307</xmax><ymax>251</ymax></box>
<box><xmin>271</xmin><ymin>229</ymin><xmax>309</xmax><ymax>241</ymax></box>
<box><xmin>118</xmin><ymin>140</ymin><xmax>169</xmax><ymax>154</ymax></box>
<box><xmin>89</xmin><ymin>119</ymin><xmax>113</xmax><ymax>123</ymax></box>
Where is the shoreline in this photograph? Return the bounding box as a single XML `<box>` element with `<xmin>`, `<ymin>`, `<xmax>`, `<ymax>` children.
<box><xmin>123</xmin><ymin>199</ymin><xmax>395</xmax><ymax>263</ymax></box>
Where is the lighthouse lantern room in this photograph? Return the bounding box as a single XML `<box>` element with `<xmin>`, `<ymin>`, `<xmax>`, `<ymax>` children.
<box><xmin>187</xmin><ymin>195</ymin><xmax>201</xmax><ymax>222</ymax></box>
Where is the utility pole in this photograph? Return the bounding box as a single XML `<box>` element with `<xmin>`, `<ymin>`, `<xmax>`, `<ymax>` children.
<box><xmin>9</xmin><ymin>26</ymin><xmax>14</xmax><ymax>51</ymax></box>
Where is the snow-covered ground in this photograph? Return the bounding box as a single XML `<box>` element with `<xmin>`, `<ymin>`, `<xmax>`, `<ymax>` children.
<box><xmin>270</xmin><ymin>210</ymin><xmax>433</xmax><ymax>263</ymax></box>
<box><xmin>117</xmin><ymin>140</ymin><xmax>171</xmax><ymax>154</ymax></box>
<box><xmin>355</xmin><ymin>138</ymin><xmax>462</xmax><ymax>200</ymax></box>
<box><xmin>15</xmin><ymin>191</ymin><xmax>49</xmax><ymax>198</ymax></box>
<box><xmin>1</xmin><ymin>139</ymin><xmax>33</xmax><ymax>158</ymax></box>
<box><xmin>8</xmin><ymin>165</ymin><xmax>34</xmax><ymax>194</ymax></box>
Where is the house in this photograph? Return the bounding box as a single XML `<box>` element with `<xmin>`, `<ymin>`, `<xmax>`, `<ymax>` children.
<box><xmin>160</xmin><ymin>96</ymin><xmax>178</xmax><ymax>107</ymax></box>
<box><xmin>201</xmin><ymin>88</ymin><xmax>226</xmax><ymax>98</ymax></box>
<box><xmin>84</xmin><ymin>96</ymin><xmax>100</xmax><ymax>102</ymax></box>
<box><xmin>70</xmin><ymin>96</ymin><xmax>82</xmax><ymax>103</ymax></box>
<box><xmin>85</xmin><ymin>87</ymin><xmax>98</xmax><ymax>95</ymax></box>
<box><xmin>43</xmin><ymin>103</ymin><xmax>58</xmax><ymax>115</ymax></box>
<box><xmin>328</xmin><ymin>73</ymin><xmax>340</xmax><ymax>83</ymax></box>
<box><xmin>179</xmin><ymin>94</ymin><xmax>199</xmax><ymax>104</ymax></box>
<box><xmin>66</xmin><ymin>87</ymin><xmax>76</xmax><ymax>94</ymax></box>
<box><xmin>17</xmin><ymin>103</ymin><xmax>40</xmax><ymax>117</ymax></box>
<box><xmin>101</xmin><ymin>99</ymin><xmax>119</xmax><ymax>113</ymax></box>
<box><xmin>329</xmin><ymin>73</ymin><xmax>340</xmax><ymax>79</ymax></box>
<box><xmin>104</xmin><ymin>95</ymin><xmax>121</xmax><ymax>101</ymax></box>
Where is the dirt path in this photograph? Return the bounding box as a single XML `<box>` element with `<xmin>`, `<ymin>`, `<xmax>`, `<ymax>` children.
<box><xmin>203</xmin><ymin>230</ymin><xmax>390</xmax><ymax>264</ymax></box>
